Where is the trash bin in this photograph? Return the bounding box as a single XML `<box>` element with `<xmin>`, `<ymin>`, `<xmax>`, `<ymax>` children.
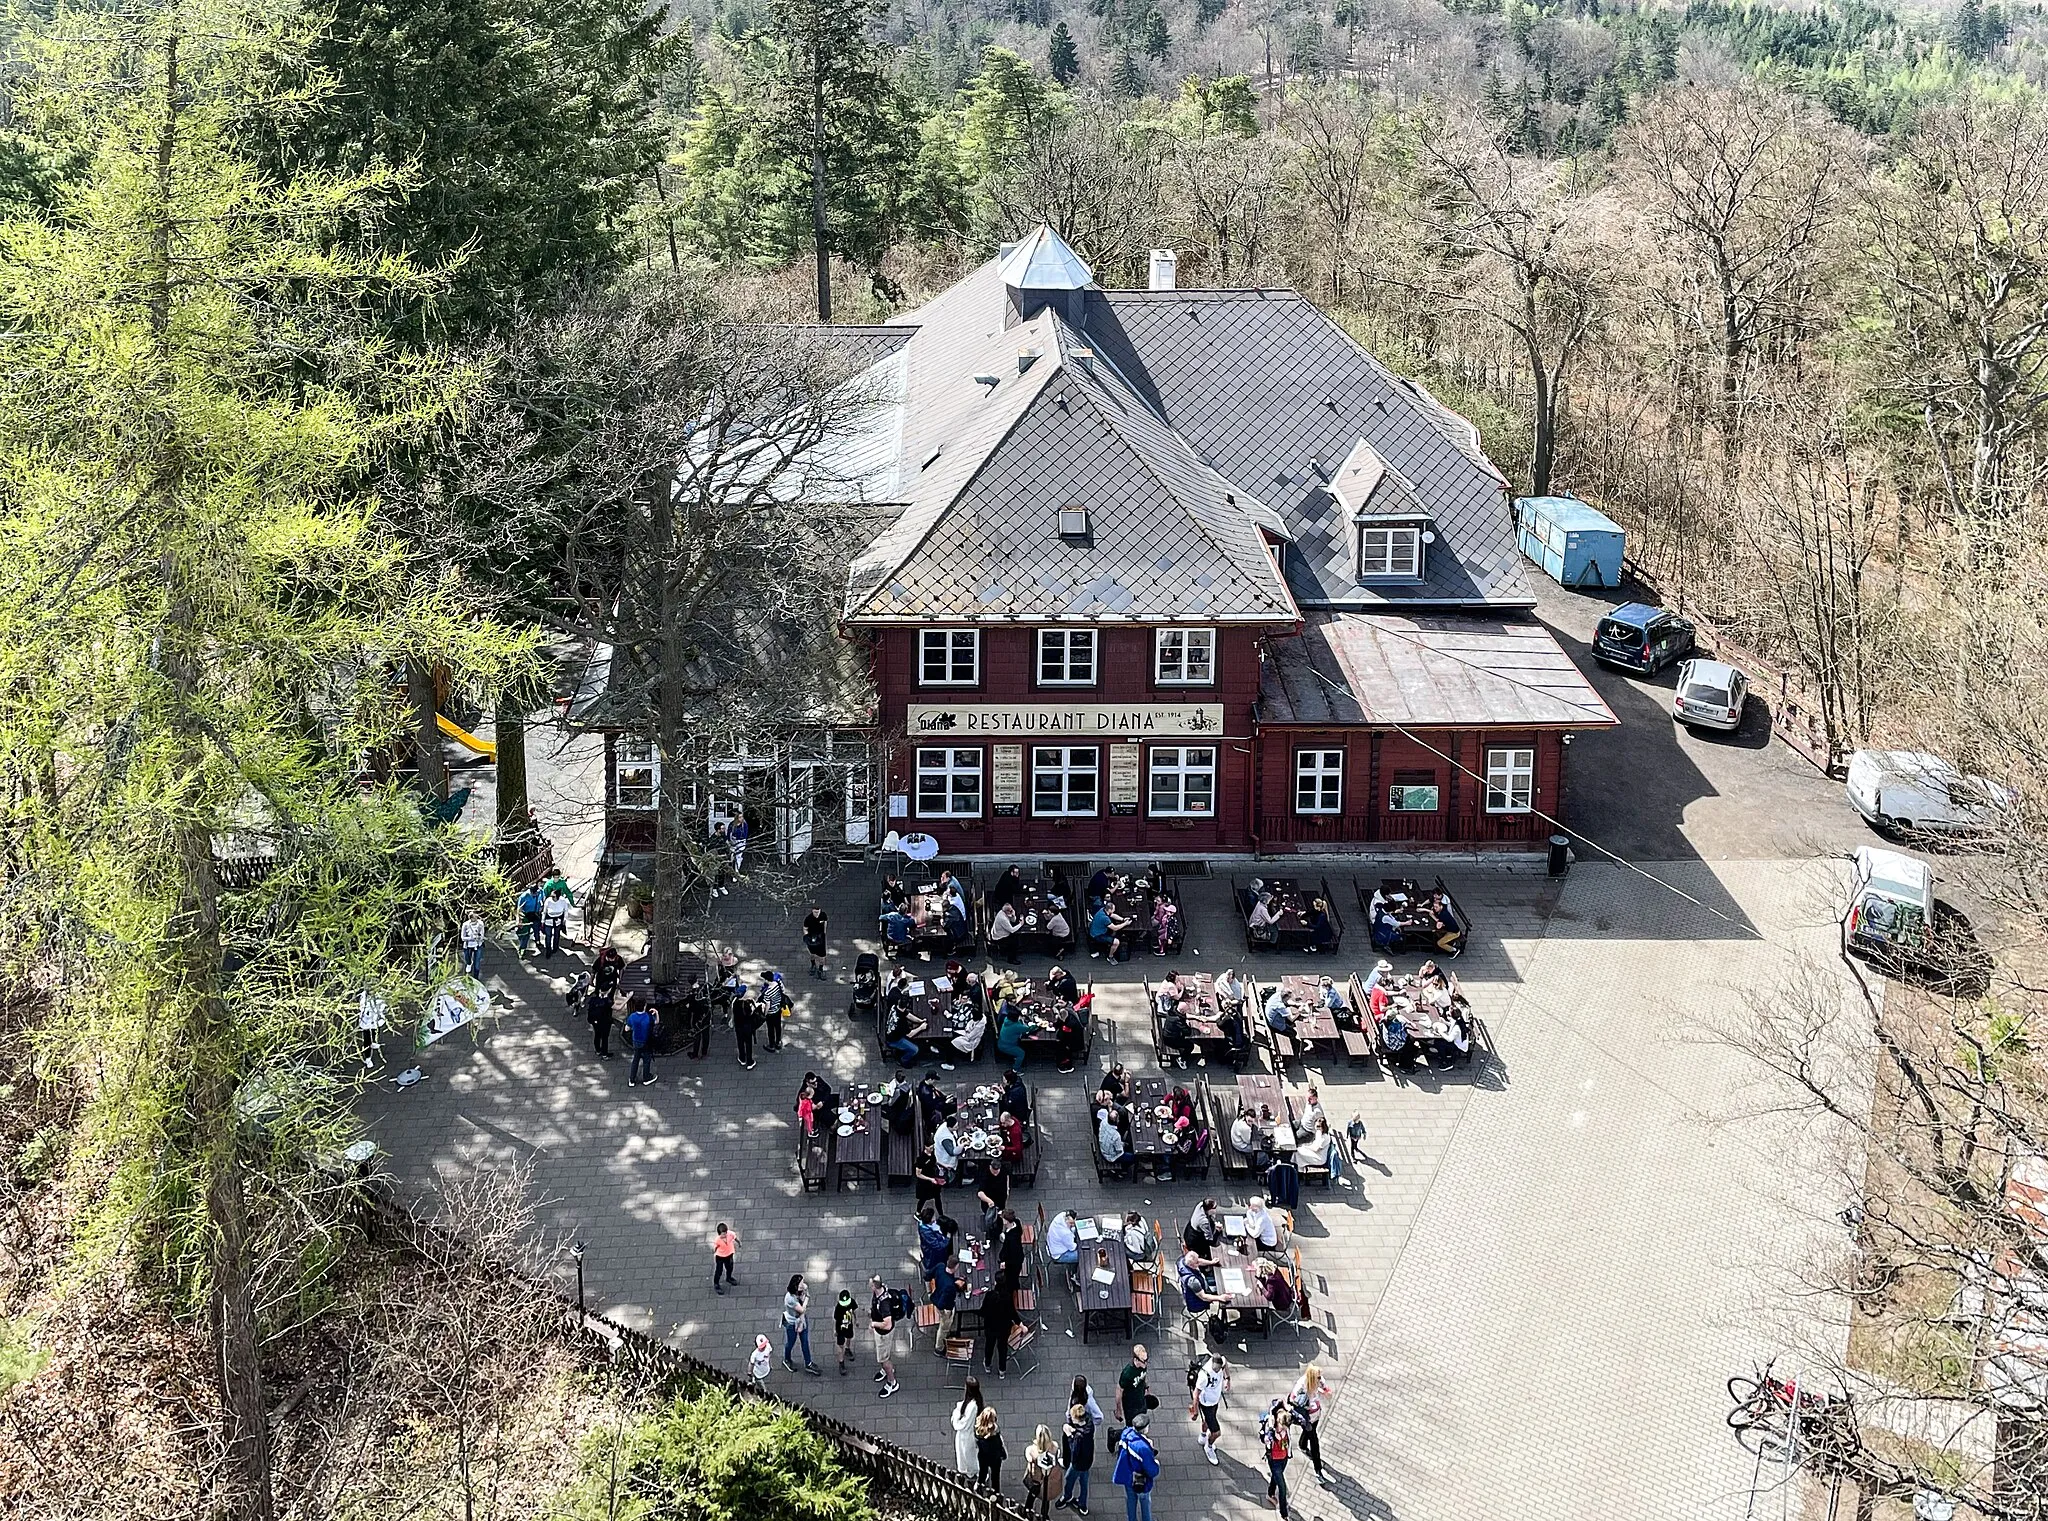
<box><xmin>1547</xmin><ymin>834</ymin><xmax>1571</xmax><ymax>877</ymax></box>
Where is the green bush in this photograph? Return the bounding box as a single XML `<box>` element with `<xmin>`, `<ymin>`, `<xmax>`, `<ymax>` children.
<box><xmin>564</xmin><ymin>1386</ymin><xmax>874</xmax><ymax>1521</ymax></box>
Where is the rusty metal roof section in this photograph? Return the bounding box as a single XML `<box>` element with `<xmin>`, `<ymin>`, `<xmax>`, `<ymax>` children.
<box><xmin>1261</xmin><ymin>612</ymin><xmax>1617</xmax><ymax>728</ymax></box>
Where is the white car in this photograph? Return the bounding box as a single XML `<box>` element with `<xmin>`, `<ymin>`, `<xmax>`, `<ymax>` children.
<box><xmin>1845</xmin><ymin>750</ymin><xmax>2013</xmax><ymax>838</ymax></box>
<box><xmin>1671</xmin><ymin>658</ymin><xmax>1747</xmax><ymax>732</ymax></box>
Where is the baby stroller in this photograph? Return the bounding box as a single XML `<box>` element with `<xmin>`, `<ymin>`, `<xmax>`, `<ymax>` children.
<box><xmin>849</xmin><ymin>952</ymin><xmax>881</xmax><ymax>1024</ymax></box>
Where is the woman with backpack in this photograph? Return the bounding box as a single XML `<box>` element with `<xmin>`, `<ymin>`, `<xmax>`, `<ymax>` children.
<box><xmin>1259</xmin><ymin>1401</ymin><xmax>1294</xmax><ymax>1519</ymax></box>
<box><xmin>1289</xmin><ymin>1365</ymin><xmax>1328</xmax><ymax>1484</ymax></box>
<box><xmin>1023</xmin><ymin>1424</ymin><xmax>1061</xmax><ymax>1517</ymax></box>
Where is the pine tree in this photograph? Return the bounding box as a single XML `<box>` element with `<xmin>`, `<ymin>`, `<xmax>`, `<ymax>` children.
<box><xmin>1950</xmin><ymin>0</ymin><xmax>1988</xmax><ymax>59</ymax></box>
<box><xmin>1049</xmin><ymin>20</ymin><xmax>1080</xmax><ymax>83</ymax></box>
<box><xmin>1144</xmin><ymin>9</ymin><xmax>1170</xmax><ymax>59</ymax></box>
<box><xmin>1112</xmin><ymin>44</ymin><xmax>1144</xmax><ymax>96</ymax></box>
<box><xmin>1482</xmin><ymin>68</ymin><xmax>1511</xmax><ymax>120</ymax></box>
<box><xmin>1513</xmin><ymin>78</ymin><xmax>1542</xmax><ymax>154</ymax></box>
<box><xmin>1197</xmin><ymin>0</ymin><xmax>1226</xmax><ymax>23</ymax></box>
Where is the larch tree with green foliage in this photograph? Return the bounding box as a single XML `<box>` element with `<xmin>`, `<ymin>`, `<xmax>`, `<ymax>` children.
<box><xmin>1049</xmin><ymin>20</ymin><xmax>1080</xmax><ymax>84</ymax></box>
<box><xmin>0</xmin><ymin>4</ymin><xmax>529</xmax><ymax>1516</ymax></box>
<box><xmin>959</xmin><ymin>47</ymin><xmax>1062</xmax><ymax>188</ymax></box>
<box><xmin>1143</xmin><ymin>9</ymin><xmax>1170</xmax><ymax>59</ymax></box>
<box><xmin>1112</xmin><ymin>44</ymin><xmax>1145</xmax><ymax>97</ymax></box>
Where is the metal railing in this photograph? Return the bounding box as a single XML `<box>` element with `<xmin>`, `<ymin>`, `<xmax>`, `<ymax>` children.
<box><xmin>357</xmin><ymin>1190</ymin><xmax>1031</xmax><ymax>1521</ymax></box>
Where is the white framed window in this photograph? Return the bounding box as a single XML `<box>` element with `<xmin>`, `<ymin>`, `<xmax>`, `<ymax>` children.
<box><xmin>1154</xmin><ymin>628</ymin><xmax>1215</xmax><ymax>685</ymax></box>
<box><xmin>1484</xmin><ymin>746</ymin><xmax>1535</xmax><ymax>813</ymax></box>
<box><xmin>1058</xmin><ymin>505</ymin><xmax>1090</xmax><ymax>536</ymax></box>
<box><xmin>1149</xmin><ymin>745</ymin><xmax>1216</xmax><ymax>816</ymax></box>
<box><xmin>1031</xmin><ymin>746</ymin><xmax>1098</xmax><ymax>816</ymax></box>
<box><xmin>615</xmin><ymin>736</ymin><xmax>659</xmax><ymax>811</ymax></box>
<box><xmin>918</xmin><ymin>629</ymin><xmax>980</xmax><ymax>685</ymax></box>
<box><xmin>1360</xmin><ymin>526</ymin><xmax>1421</xmax><ymax>578</ymax></box>
<box><xmin>916</xmin><ymin>747</ymin><xmax>982</xmax><ymax>817</ymax></box>
<box><xmin>1037</xmin><ymin>628</ymin><xmax>1097</xmax><ymax>686</ymax></box>
<box><xmin>1294</xmin><ymin>749</ymin><xmax>1343</xmax><ymax>814</ymax></box>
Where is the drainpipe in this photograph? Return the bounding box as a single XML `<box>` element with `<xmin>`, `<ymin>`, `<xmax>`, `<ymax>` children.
<box><xmin>1247</xmin><ymin>708</ymin><xmax>1263</xmax><ymax>859</ymax></box>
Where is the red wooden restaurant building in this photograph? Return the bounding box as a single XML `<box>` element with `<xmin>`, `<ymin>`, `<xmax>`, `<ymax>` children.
<box><xmin>594</xmin><ymin>227</ymin><xmax>1614</xmax><ymax>863</ymax></box>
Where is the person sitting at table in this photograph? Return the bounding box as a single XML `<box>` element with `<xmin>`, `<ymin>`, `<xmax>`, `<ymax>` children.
<box><xmin>914</xmin><ymin>1073</ymin><xmax>947</xmax><ymax>1131</ymax></box>
<box><xmin>882</xmin><ymin>873</ymin><xmax>909</xmax><ymax>910</ymax></box>
<box><xmin>882</xmin><ymin>903</ymin><xmax>915</xmax><ymax>955</ymax></box>
<box><xmin>1366</xmin><ymin>977</ymin><xmax>1393</xmax><ymax>1024</ymax></box>
<box><xmin>1220</xmin><ymin>1006</ymin><xmax>1252</xmax><ymax>1069</ymax></box>
<box><xmin>1380</xmin><ymin>1010</ymin><xmax>1418</xmax><ymax>1069</ymax></box>
<box><xmin>1433</xmin><ymin>892</ymin><xmax>1467</xmax><ymax>956</ymax></box>
<box><xmin>1087</xmin><ymin>902</ymin><xmax>1131</xmax><ymax>962</ymax></box>
<box><xmin>942</xmin><ymin>893</ymin><xmax>970</xmax><ymax>943</ymax></box>
<box><xmin>1185</xmin><ymin>1198</ymin><xmax>1223</xmax><ymax>1253</ymax></box>
<box><xmin>1317</xmin><ymin>976</ymin><xmax>1345</xmax><ymax>1013</ymax></box>
<box><xmin>1102</xmin><ymin>1063</ymin><xmax>1131</xmax><ymax>1102</ymax></box>
<box><xmin>1263</xmin><ymin>985</ymin><xmax>1294</xmax><ymax>1034</ymax></box>
<box><xmin>1254</xmin><ymin>1257</ymin><xmax>1295</xmax><ymax>1316</ymax></box>
<box><xmin>1362</xmin><ymin>958</ymin><xmax>1392</xmax><ymax>999</ymax></box>
<box><xmin>933</xmin><ymin>1116</ymin><xmax>962</xmax><ymax>1178</ymax></box>
<box><xmin>1122</xmin><ymin>1211</ymin><xmax>1154</xmax><ymax>1258</ymax></box>
<box><xmin>1096</xmin><ymin>1108</ymin><xmax>1127</xmax><ymax>1166</ymax></box>
<box><xmin>1152</xmin><ymin>975</ymin><xmax>1180</xmax><ymax>1019</ymax></box>
<box><xmin>1370</xmin><ymin>900</ymin><xmax>1404</xmax><ymax>953</ymax></box>
<box><xmin>883</xmin><ymin>1004</ymin><xmax>924</xmax><ymax>1067</ymax></box>
<box><xmin>995</xmin><ymin>1003</ymin><xmax>1030</xmax><ymax>1065</ymax></box>
<box><xmin>1173</xmin><ymin>1112</ymin><xmax>1209</xmax><ymax>1165</ymax></box>
<box><xmin>1294</xmin><ymin>1083</ymin><xmax>1327</xmax><ymax>1138</ymax></box>
<box><xmin>1231</xmin><ymin>1106</ymin><xmax>1273</xmax><ymax>1171</ymax></box>
<box><xmin>1242</xmin><ymin>1197</ymin><xmax>1281</xmax><ymax>1251</ymax></box>
<box><xmin>1246</xmin><ymin>893</ymin><xmax>1279</xmax><ymax>946</ymax></box>
<box><xmin>1054</xmin><ymin>1004</ymin><xmax>1088</xmax><ymax>1073</ymax></box>
<box><xmin>1046</xmin><ymin>1208</ymin><xmax>1079</xmax><ymax>1269</ymax></box>
<box><xmin>1044</xmin><ymin>904</ymin><xmax>1074</xmax><ymax>953</ymax></box>
<box><xmin>988</xmin><ymin>900</ymin><xmax>1023</xmax><ymax>964</ymax></box>
<box><xmin>889</xmin><ymin>1082</ymin><xmax>919</xmax><ymax>1135</ymax></box>
<box><xmin>1168</xmin><ymin>1085</ymin><xmax>1197</xmax><ymax>1129</ymax></box>
<box><xmin>1297</xmin><ymin>1115</ymin><xmax>1349</xmax><ymax>1182</ymax></box>
<box><xmin>1179</xmin><ymin>1259</ymin><xmax>1227</xmax><ymax>1325</ymax></box>
<box><xmin>1159</xmin><ymin>1002</ymin><xmax>1197</xmax><ymax>1067</ymax></box>
<box><xmin>918</xmin><ymin>1205</ymin><xmax>953</xmax><ymax>1283</ymax></box>
<box><xmin>1086</xmin><ymin>867</ymin><xmax>1113</xmax><ymax>905</ymax></box>
<box><xmin>1151</xmin><ymin>896</ymin><xmax>1183</xmax><ymax>955</ymax></box>
<box><xmin>1046</xmin><ymin>963</ymin><xmax>1079</xmax><ymax>1005</ymax></box>
<box><xmin>999</xmin><ymin>1068</ymin><xmax>1030</xmax><ymax>1123</ymax></box>
<box><xmin>950</xmin><ymin>1004</ymin><xmax>988</xmax><ymax>1062</ymax></box>
<box><xmin>989</xmin><ymin>865</ymin><xmax>1025</xmax><ymax>915</ymax></box>
<box><xmin>1424</xmin><ymin>1009</ymin><xmax>1475</xmax><ymax>1068</ymax></box>
<box><xmin>1306</xmin><ymin>898</ymin><xmax>1338</xmax><ymax>954</ymax></box>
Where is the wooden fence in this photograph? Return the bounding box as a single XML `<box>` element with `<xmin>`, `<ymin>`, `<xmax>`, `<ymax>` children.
<box><xmin>357</xmin><ymin>1190</ymin><xmax>1031</xmax><ymax>1521</ymax></box>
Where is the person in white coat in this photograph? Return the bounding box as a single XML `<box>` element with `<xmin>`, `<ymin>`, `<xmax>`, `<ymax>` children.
<box><xmin>952</xmin><ymin>1376</ymin><xmax>987</xmax><ymax>1473</ymax></box>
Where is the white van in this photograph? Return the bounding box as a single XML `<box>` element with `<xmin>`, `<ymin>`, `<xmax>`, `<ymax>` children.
<box><xmin>1845</xmin><ymin>750</ymin><xmax>2012</xmax><ymax>838</ymax></box>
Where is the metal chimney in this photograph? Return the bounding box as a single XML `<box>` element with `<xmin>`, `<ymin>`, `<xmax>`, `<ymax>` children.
<box><xmin>1149</xmin><ymin>249</ymin><xmax>1178</xmax><ymax>292</ymax></box>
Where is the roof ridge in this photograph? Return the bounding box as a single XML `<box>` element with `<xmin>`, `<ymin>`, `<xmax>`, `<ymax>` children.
<box><xmin>1047</xmin><ymin>318</ymin><xmax>1295</xmax><ymax>619</ymax></box>
<box><xmin>845</xmin><ymin>313</ymin><xmax>1064</xmax><ymax>618</ymax></box>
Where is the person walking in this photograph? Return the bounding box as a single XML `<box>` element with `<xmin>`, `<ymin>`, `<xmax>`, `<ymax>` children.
<box><xmin>1259</xmin><ymin>1401</ymin><xmax>1294</xmax><ymax>1518</ymax></box>
<box><xmin>749</xmin><ymin>1334</ymin><xmax>772</xmax><ymax>1392</ymax></box>
<box><xmin>1057</xmin><ymin>1400</ymin><xmax>1095</xmax><ymax>1514</ymax></box>
<box><xmin>1116</xmin><ymin>1345</ymin><xmax>1157</xmax><ymax>1423</ymax></box>
<box><xmin>833</xmin><ymin>1288</ymin><xmax>857</xmax><ymax>1374</ymax></box>
<box><xmin>711</xmin><ymin>1223</ymin><xmax>739</xmax><ymax>1293</ymax></box>
<box><xmin>763</xmin><ymin>972</ymin><xmax>790</xmax><ymax>1053</ymax></box>
<box><xmin>1111</xmin><ymin>1415</ymin><xmax>1159</xmax><ymax>1521</ymax></box>
<box><xmin>868</xmin><ymin>1275</ymin><xmax>900</xmax><ymax>1398</ymax></box>
<box><xmin>592</xmin><ymin>943</ymin><xmax>624</xmax><ymax>999</ymax></box>
<box><xmin>1288</xmin><ymin>1365</ymin><xmax>1328</xmax><ymax>1484</ymax></box>
<box><xmin>781</xmin><ymin>1275</ymin><xmax>823</xmax><ymax>1375</ymax></box>
<box><xmin>539</xmin><ymin>885</ymin><xmax>571</xmax><ymax>957</ymax></box>
<box><xmin>515</xmin><ymin>884</ymin><xmax>542</xmax><ymax>954</ymax></box>
<box><xmin>458</xmin><ymin>912</ymin><xmax>486</xmax><ymax>979</ymax></box>
<box><xmin>1189</xmin><ymin>1353</ymin><xmax>1229</xmax><ymax>1466</ymax></box>
<box><xmin>975</xmin><ymin>1406</ymin><xmax>1007</xmax><ymax>1491</ymax></box>
<box><xmin>588</xmin><ymin>982</ymin><xmax>617</xmax><ymax>1058</ymax></box>
<box><xmin>952</xmin><ymin>1377</ymin><xmax>986</xmax><ymax>1473</ymax></box>
<box><xmin>733</xmin><ymin>992</ymin><xmax>762</xmax><ymax>1070</ymax></box>
<box><xmin>1024</xmin><ymin>1424</ymin><xmax>1061</xmax><ymax>1518</ymax></box>
<box><xmin>625</xmin><ymin>994</ymin><xmax>656</xmax><ymax>1086</ymax></box>
<box><xmin>803</xmin><ymin>906</ymin><xmax>828</xmax><ymax>979</ymax></box>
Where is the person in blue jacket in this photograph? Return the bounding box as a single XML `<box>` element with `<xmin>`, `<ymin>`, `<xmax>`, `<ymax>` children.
<box><xmin>625</xmin><ymin>995</ymin><xmax>656</xmax><ymax>1087</ymax></box>
<box><xmin>516</xmin><ymin>884</ymin><xmax>543</xmax><ymax>954</ymax></box>
<box><xmin>1111</xmin><ymin>1414</ymin><xmax>1160</xmax><ymax>1521</ymax></box>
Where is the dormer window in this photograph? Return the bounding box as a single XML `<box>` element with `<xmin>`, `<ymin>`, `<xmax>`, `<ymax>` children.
<box><xmin>1058</xmin><ymin>505</ymin><xmax>1090</xmax><ymax>538</ymax></box>
<box><xmin>1360</xmin><ymin>524</ymin><xmax>1423</xmax><ymax>579</ymax></box>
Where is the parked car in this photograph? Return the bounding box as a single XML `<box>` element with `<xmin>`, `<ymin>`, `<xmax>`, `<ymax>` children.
<box><xmin>1671</xmin><ymin>658</ymin><xmax>1748</xmax><ymax>732</ymax></box>
<box><xmin>1845</xmin><ymin>846</ymin><xmax>1933</xmax><ymax>961</ymax></box>
<box><xmin>1845</xmin><ymin>750</ymin><xmax>2013</xmax><ymax>839</ymax></box>
<box><xmin>1591</xmin><ymin>603</ymin><xmax>1696</xmax><ymax>675</ymax></box>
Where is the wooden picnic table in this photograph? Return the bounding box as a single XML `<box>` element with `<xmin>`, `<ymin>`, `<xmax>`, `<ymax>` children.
<box><xmin>828</xmin><ymin>1091</ymin><xmax>884</xmax><ymax>1191</ymax></box>
<box><xmin>1231</xmin><ymin>1075</ymin><xmax>1296</xmax><ymax>1154</ymax></box>
<box><xmin>1124</xmin><ymin>1076</ymin><xmax>1180</xmax><ymax>1160</ymax></box>
<box><xmin>1208</xmin><ymin>1240</ymin><xmax>1274</xmax><ymax>1337</ymax></box>
<box><xmin>1071</xmin><ymin>1217</ymin><xmax>1133</xmax><ymax>1343</ymax></box>
<box><xmin>1277</xmin><ymin>975</ymin><xmax>1344</xmax><ymax>1045</ymax></box>
<box><xmin>991</xmin><ymin>878</ymin><xmax>1078</xmax><ymax>958</ymax></box>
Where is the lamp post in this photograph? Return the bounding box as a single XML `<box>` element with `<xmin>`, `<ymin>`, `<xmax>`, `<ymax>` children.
<box><xmin>572</xmin><ymin>1240</ymin><xmax>585</xmax><ymax>1314</ymax></box>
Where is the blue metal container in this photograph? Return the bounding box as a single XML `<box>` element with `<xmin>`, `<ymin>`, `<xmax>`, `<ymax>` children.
<box><xmin>1515</xmin><ymin>496</ymin><xmax>1625</xmax><ymax>590</ymax></box>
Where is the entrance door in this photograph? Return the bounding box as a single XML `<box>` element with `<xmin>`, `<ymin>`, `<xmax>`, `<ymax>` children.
<box><xmin>842</xmin><ymin>763</ymin><xmax>872</xmax><ymax>846</ymax></box>
<box><xmin>783</xmin><ymin>764</ymin><xmax>816</xmax><ymax>860</ymax></box>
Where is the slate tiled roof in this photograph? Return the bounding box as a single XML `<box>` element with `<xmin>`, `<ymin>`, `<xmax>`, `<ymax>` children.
<box><xmin>1260</xmin><ymin>612</ymin><xmax>1615</xmax><ymax>728</ymax></box>
<box><xmin>1081</xmin><ymin>290</ymin><xmax>1535</xmax><ymax>610</ymax></box>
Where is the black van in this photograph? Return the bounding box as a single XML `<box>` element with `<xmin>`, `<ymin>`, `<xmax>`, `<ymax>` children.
<box><xmin>1592</xmin><ymin>602</ymin><xmax>1696</xmax><ymax>675</ymax></box>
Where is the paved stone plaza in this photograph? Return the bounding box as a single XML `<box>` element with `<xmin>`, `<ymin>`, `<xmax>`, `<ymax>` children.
<box><xmin>362</xmin><ymin>845</ymin><xmax>1861</xmax><ymax>1521</ymax></box>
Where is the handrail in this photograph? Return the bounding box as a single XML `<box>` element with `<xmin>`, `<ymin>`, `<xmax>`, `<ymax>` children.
<box><xmin>356</xmin><ymin>1190</ymin><xmax>1032</xmax><ymax>1521</ymax></box>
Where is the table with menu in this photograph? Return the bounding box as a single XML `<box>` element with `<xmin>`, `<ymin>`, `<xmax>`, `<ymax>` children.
<box><xmin>1070</xmin><ymin>1215</ymin><xmax>1133</xmax><ymax>1343</ymax></box>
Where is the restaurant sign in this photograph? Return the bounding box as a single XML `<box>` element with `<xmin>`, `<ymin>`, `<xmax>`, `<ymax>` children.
<box><xmin>992</xmin><ymin>744</ymin><xmax>1024</xmax><ymax>816</ymax></box>
<box><xmin>1108</xmin><ymin>743</ymin><xmax>1141</xmax><ymax>815</ymax></box>
<box><xmin>906</xmin><ymin>702</ymin><xmax>1224</xmax><ymax>737</ymax></box>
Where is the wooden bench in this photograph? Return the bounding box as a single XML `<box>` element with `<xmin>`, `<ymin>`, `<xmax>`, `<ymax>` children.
<box><xmin>1211</xmin><ymin>1093</ymin><xmax>1253</xmax><ymax>1179</ymax></box>
<box><xmin>1015</xmin><ymin>1092</ymin><xmax>1041</xmax><ymax>1186</ymax></box>
<box><xmin>799</xmin><ymin>1132</ymin><xmax>829</xmax><ymax>1193</ymax></box>
<box><xmin>886</xmin><ymin>1120</ymin><xmax>920</xmax><ymax>1186</ymax></box>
